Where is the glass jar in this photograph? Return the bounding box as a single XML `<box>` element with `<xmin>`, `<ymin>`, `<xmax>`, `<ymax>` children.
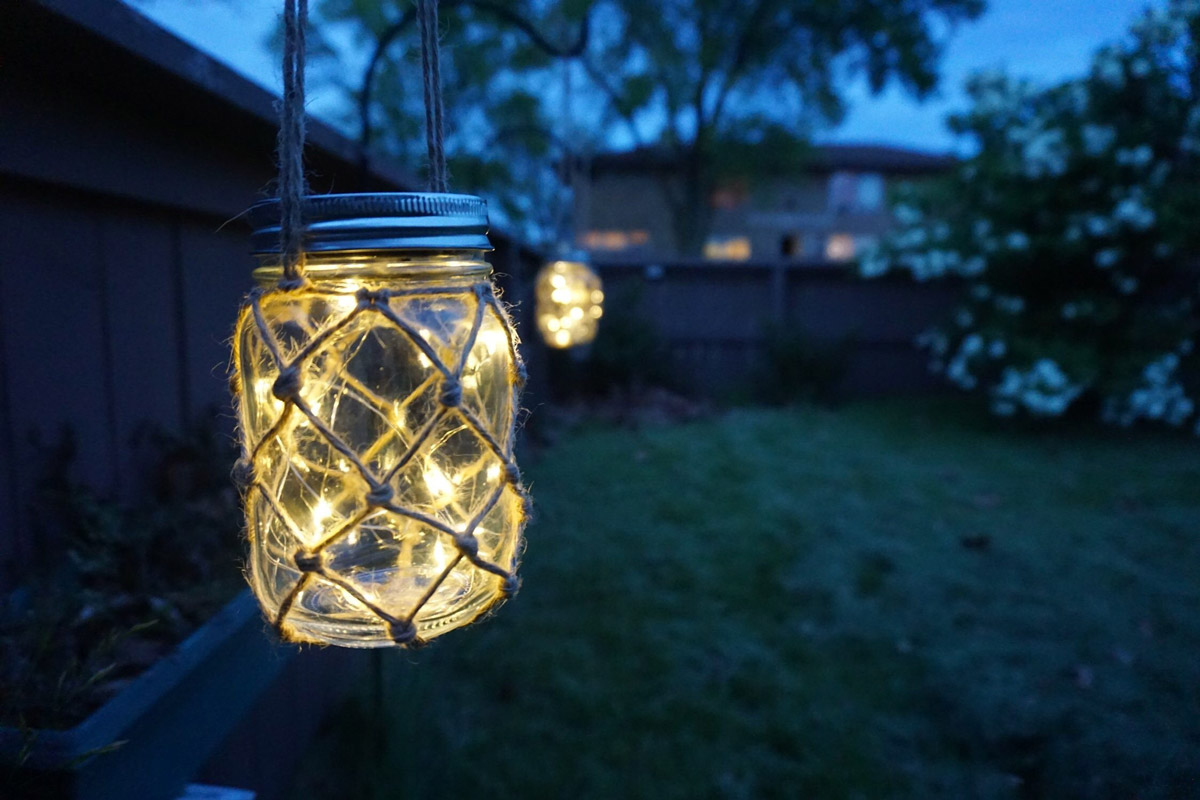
<box><xmin>535</xmin><ymin>258</ymin><xmax>604</xmax><ymax>349</ymax></box>
<box><xmin>233</xmin><ymin>193</ymin><xmax>526</xmax><ymax>647</ymax></box>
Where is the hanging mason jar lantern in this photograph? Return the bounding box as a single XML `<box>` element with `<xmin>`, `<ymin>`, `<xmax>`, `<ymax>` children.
<box><xmin>232</xmin><ymin>193</ymin><xmax>527</xmax><ymax>648</ymax></box>
<box><xmin>535</xmin><ymin>257</ymin><xmax>604</xmax><ymax>349</ymax></box>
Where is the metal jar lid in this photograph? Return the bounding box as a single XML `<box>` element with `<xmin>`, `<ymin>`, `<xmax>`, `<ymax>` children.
<box><xmin>248</xmin><ymin>192</ymin><xmax>492</xmax><ymax>254</ymax></box>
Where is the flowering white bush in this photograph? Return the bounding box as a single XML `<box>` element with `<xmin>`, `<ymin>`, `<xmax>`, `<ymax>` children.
<box><xmin>864</xmin><ymin>1</ymin><xmax>1200</xmax><ymax>430</ymax></box>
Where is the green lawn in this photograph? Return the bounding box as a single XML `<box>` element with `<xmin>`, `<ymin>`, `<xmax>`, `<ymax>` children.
<box><xmin>289</xmin><ymin>401</ymin><xmax>1200</xmax><ymax>799</ymax></box>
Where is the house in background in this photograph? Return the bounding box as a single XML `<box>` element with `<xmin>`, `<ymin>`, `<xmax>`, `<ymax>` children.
<box><xmin>576</xmin><ymin>144</ymin><xmax>954</xmax><ymax>263</ymax></box>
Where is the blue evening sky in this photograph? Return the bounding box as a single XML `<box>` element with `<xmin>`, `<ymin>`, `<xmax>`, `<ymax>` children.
<box><xmin>125</xmin><ymin>0</ymin><xmax>1156</xmax><ymax>155</ymax></box>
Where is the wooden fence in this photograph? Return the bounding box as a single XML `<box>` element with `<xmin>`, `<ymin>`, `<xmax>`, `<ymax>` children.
<box><xmin>593</xmin><ymin>261</ymin><xmax>959</xmax><ymax>397</ymax></box>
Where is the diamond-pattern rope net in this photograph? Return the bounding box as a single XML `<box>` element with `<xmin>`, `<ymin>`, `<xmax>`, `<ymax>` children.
<box><xmin>232</xmin><ymin>280</ymin><xmax>528</xmax><ymax>647</ymax></box>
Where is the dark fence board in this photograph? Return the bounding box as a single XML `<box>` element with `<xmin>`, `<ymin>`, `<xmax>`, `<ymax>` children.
<box><xmin>177</xmin><ymin>219</ymin><xmax>257</xmax><ymax>417</ymax></box>
<box><xmin>0</xmin><ymin>187</ymin><xmax>115</xmax><ymax>564</ymax></box>
<box><xmin>101</xmin><ymin>205</ymin><xmax>184</xmax><ymax>496</ymax></box>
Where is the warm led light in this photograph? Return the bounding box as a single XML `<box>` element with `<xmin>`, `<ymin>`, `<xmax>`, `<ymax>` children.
<box><xmin>255</xmin><ymin>378</ymin><xmax>284</xmax><ymax>413</ymax></box>
<box><xmin>432</xmin><ymin>536</ymin><xmax>449</xmax><ymax>572</ymax></box>
<box><xmin>424</xmin><ymin>463</ymin><xmax>455</xmax><ymax>501</ymax></box>
<box><xmin>328</xmin><ymin>290</ymin><xmax>359</xmax><ymax>315</ymax></box>
<box><xmin>535</xmin><ymin>259</ymin><xmax>604</xmax><ymax>349</ymax></box>
<box><xmin>476</xmin><ymin>327</ymin><xmax>509</xmax><ymax>354</ymax></box>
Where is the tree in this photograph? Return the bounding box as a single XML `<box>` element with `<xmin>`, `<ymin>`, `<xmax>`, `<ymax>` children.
<box><xmin>302</xmin><ymin>0</ymin><xmax>590</xmax><ymax>243</ymax></box>
<box><xmin>303</xmin><ymin>0</ymin><xmax>983</xmax><ymax>249</ymax></box>
<box><xmin>863</xmin><ymin>0</ymin><xmax>1200</xmax><ymax>432</ymax></box>
<box><xmin>581</xmin><ymin>0</ymin><xmax>984</xmax><ymax>254</ymax></box>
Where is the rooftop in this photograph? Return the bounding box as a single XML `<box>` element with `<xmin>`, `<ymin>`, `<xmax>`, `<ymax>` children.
<box><xmin>589</xmin><ymin>143</ymin><xmax>956</xmax><ymax>176</ymax></box>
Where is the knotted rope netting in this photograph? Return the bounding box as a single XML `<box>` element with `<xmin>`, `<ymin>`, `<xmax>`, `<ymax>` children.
<box><xmin>236</xmin><ymin>279</ymin><xmax>527</xmax><ymax>646</ymax></box>
<box><xmin>231</xmin><ymin>0</ymin><xmax>527</xmax><ymax>647</ymax></box>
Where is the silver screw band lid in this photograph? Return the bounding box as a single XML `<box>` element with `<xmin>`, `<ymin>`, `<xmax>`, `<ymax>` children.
<box><xmin>248</xmin><ymin>192</ymin><xmax>492</xmax><ymax>254</ymax></box>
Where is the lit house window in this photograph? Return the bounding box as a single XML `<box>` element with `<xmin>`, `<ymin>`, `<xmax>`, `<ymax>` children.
<box><xmin>582</xmin><ymin>229</ymin><xmax>650</xmax><ymax>251</ymax></box>
<box><xmin>710</xmin><ymin>184</ymin><xmax>747</xmax><ymax>210</ymax></box>
<box><xmin>824</xmin><ymin>233</ymin><xmax>879</xmax><ymax>262</ymax></box>
<box><xmin>825</xmin><ymin>233</ymin><xmax>856</xmax><ymax>261</ymax></box>
<box><xmin>704</xmin><ymin>236</ymin><xmax>752</xmax><ymax>261</ymax></box>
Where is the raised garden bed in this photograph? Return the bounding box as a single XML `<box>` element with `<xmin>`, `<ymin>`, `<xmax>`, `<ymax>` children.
<box><xmin>0</xmin><ymin>415</ymin><xmax>350</xmax><ymax>798</ymax></box>
<box><xmin>0</xmin><ymin>590</ymin><xmax>293</xmax><ymax>800</ymax></box>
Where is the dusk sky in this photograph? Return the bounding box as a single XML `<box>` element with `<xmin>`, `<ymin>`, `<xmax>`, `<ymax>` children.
<box><xmin>126</xmin><ymin>0</ymin><xmax>1157</xmax><ymax>154</ymax></box>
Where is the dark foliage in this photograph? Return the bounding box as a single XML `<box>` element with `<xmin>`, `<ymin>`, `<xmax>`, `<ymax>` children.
<box><xmin>0</xmin><ymin>410</ymin><xmax>244</xmax><ymax>732</ymax></box>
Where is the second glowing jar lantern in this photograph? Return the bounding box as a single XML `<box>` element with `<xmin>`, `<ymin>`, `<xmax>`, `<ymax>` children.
<box><xmin>535</xmin><ymin>258</ymin><xmax>604</xmax><ymax>349</ymax></box>
<box><xmin>233</xmin><ymin>194</ymin><xmax>527</xmax><ymax>648</ymax></box>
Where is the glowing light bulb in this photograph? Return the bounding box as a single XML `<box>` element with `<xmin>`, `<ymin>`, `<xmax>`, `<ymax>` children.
<box><xmin>424</xmin><ymin>464</ymin><xmax>455</xmax><ymax>501</ymax></box>
<box><xmin>328</xmin><ymin>292</ymin><xmax>358</xmax><ymax>315</ymax></box>
<box><xmin>478</xmin><ymin>327</ymin><xmax>508</xmax><ymax>354</ymax></box>
<box><xmin>313</xmin><ymin>498</ymin><xmax>333</xmax><ymax>526</ymax></box>
<box><xmin>255</xmin><ymin>378</ymin><xmax>285</xmax><ymax>413</ymax></box>
<box><xmin>432</xmin><ymin>535</ymin><xmax>449</xmax><ymax>571</ymax></box>
<box><xmin>415</xmin><ymin>328</ymin><xmax>435</xmax><ymax>368</ymax></box>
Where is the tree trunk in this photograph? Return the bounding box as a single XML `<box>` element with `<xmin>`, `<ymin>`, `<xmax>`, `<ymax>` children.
<box><xmin>666</xmin><ymin>147</ymin><xmax>713</xmax><ymax>258</ymax></box>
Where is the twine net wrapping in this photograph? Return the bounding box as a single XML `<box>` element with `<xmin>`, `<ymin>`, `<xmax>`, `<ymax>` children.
<box><xmin>535</xmin><ymin>260</ymin><xmax>604</xmax><ymax>349</ymax></box>
<box><xmin>232</xmin><ymin>271</ymin><xmax>527</xmax><ymax>647</ymax></box>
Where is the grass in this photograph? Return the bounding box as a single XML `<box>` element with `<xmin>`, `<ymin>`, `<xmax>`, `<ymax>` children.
<box><xmin>288</xmin><ymin>400</ymin><xmax>1200</xmax><ymax>799</ymax></box>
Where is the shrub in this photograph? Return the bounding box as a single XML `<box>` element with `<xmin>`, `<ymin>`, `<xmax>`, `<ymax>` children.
<box><xmin>863</xmin><ymin>1</ymin><xmax>1200</xmax><ymax>431</ymax></box>
<box><xmin>754</xmin><ymin>323</ymin><xmax>851</xmax><ymax>406</ymax></box>
<box><xmin>580</xmin><ymin>283</ymin><xmax>677</xmax><ymax>396</ymax></box>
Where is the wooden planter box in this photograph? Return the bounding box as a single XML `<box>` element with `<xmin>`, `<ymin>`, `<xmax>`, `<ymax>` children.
<box><xmin>0</xmin><ymin>591</ymin><xmax>300</xmax><ymax>800</ymax></box>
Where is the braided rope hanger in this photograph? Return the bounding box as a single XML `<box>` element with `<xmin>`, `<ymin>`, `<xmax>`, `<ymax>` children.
<box><xmin>416</xmin><ymin>0</ymin><xmax>449</xmax><ymax>192</ymax></box>
<box><xmin>276</xmin><ymin>0</ymin><xmax>449</xmax><ymax>286</ymax></box>
<box><xmin>278</xmin><ymin>0</ymin><xmax>308</xmax><ymax>288</ymax></box>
